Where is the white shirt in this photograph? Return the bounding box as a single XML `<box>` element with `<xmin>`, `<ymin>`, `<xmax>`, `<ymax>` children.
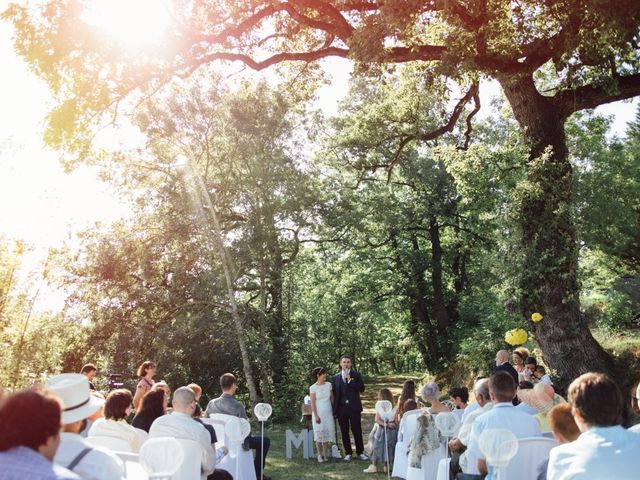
<box><xmin>467</xmin><ymin>402</ymin><xmax>541</xmax><ymax>479</ymax></box>
<box><xmin>547</xmin><ymin>425</ymin><xmax>640</xmax><ymax>480</ymax></box>
<box><xmin>149</xmin><ymin>411</ymin><xmax>216</xmax><ymax>475</ymax></box>
<box><xmin>458</xmin><ymin>402</ymin><xmax>493</xmax><ymax>473</ymax></box>
<box><xmin>55</xmin><ymin>432</ymin><xmax>125</xmax><ymax>480</ymax></box>
<box><xmin>461</xmin><ymin>401</ymin><xmax>481</xmax><ymax>424</ymax></box>
<box><xmin>538</xmin><ymin>374</ymin><xmax>553</xmax><ymax>385</ymax></box>
<box><xmin>629</xmin><ymin>424</ymin><xmax>640</xmax><ymax>433</ymax></box>
<box><xmin>88</xmin><ymin>418</ymin><xmax>140</xmax><ymax>452</ymax></box>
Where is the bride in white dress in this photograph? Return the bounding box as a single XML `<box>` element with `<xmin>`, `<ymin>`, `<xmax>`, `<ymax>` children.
<box><xmin>310</xmin><ymin>366</ymin><xmax>336</xmax><ymax>462</ymax></box>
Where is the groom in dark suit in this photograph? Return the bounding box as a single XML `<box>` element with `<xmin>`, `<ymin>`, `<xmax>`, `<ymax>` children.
<box><xmin>332</xmin><ymin>355</ymin><xmax>367</xmax><ymax>461</ymax></box>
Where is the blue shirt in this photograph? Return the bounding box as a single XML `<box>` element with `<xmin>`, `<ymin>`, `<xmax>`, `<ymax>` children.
<box><xmin>0</xmin><ymin>446</ymin><xmax>79</xmax><ymax>480</ymax></box>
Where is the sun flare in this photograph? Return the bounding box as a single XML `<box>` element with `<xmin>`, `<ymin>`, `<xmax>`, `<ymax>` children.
<box><xmin>81</xmin><ymin>0</ymin><xmax>172</xmax><ymax>48</ymax></box>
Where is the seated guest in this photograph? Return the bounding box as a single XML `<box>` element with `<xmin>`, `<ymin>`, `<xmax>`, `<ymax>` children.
<box><xmin>516</xmin><ymin>381</ymin><xmax>538</xmax><ymax>415</ymax></box>
<box><xmin>449</xmin><ymin>386</ymin><xmax>469</xmax><ymax>421</ymax></box>
<box><xmin>149</xmin><ymin>387</ymin><xmax>231</xmax><ymax>480</ymax></box>
<box><xmin>421</xmin><ymin>382</ymin><xmax>450</xmax><ymax>414</ymax></box>
<box><xmin>547</xmin><ymin>372</ymin><xmax>640</xmax><ymax>479</ymax></box>
<box><xmin>517</xmin><ymin>383</ymin><xmax>566</xmax><ymax>434</ymax></box>
<box><xmin>80</xmin><ymin>364</ymin><xmax>97</xmax><ymax>391</ymax></box>
<box><xmin>47</xmin><ymin>374</ymin><xmax>125</xmax><ymax>480</ymax></box>
<box><xmin>533</xmin><ymin>365</ymin><xmax>552</xmax><ymax>385</ymax></box>
<box><xmin>0</xmin><ymin>388</ymin><xmax>80</xmax><ymax>480</ymax></box>
<box><xmin>449</xmin><ymin>378</ymin><xmax>493</xmax><ymax>478</ymax></box>
<box><xmin>461</xmin><ymin>377</ymin><xmax>487</xmax><ymax>424</ymax></box>
<box><xmin>88</xmin><ymin>389</ymin><xmax>140</xmax><ymax>452</ymax></box>
<box><xmin>79</xmin><ymin>392</ymin><xmax>105</xmax><ymax>438</ymax></box>
<box><xmin>187</xmin><ymin>383</ymin><xmax>204</xmax><ymax>416</ymax></box>
<box><xmin>187</xmin><ymin>383</ymin><xmax>229</xmax><ymax>462</ymax></box>
<box><xmin>536</xmin><ymin>403</ymin><xmax>580</xmax><ymax>480</ymax></box>
<box><xmin>206</xmin><ymin>373</ymin><xmax>271</xmax><ymax>480</ymax></box>
<box><xmin>132</xmin><ymin>390</ymin><xmax>166</xmax><ymax>433</ymax></box>
<box><xmin>467</xmin><ymin>371</ymin><xmax>541</xmax><ymax>479</ymax></box>
<box><xmin>150</xmin><ymin>381</ymin><xmax>171</xmax><ymax>411</ymax></box>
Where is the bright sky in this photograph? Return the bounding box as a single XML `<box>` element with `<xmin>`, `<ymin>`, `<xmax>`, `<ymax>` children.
<box><xmin>0</xmin><ymin>0</ymin><xmax>637</xmax><ymax>292</ymax></box>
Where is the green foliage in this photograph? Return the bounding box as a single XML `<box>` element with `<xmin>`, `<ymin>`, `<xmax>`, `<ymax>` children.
<box><xmin>0</xmin><ymin>238</ymin><xmax>87</xmax><ymax>388</ymax></box>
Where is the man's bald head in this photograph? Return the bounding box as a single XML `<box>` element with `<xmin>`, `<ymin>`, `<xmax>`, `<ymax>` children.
<box><xmin>172</xmin><ymin>387</ymin><xmax>196</xmax><ymax>414</ymax></box>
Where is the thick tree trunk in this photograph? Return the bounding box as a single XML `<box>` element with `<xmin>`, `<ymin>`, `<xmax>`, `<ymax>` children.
<box><xmin>500</xmin><ymin>74</ymin><xmax>615</xmax><ymax>388</ymax></box>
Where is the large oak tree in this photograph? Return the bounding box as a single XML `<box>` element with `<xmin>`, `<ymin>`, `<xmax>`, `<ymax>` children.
<box><xmin>5</xmin><ymin>0</ymin><xmax>640</xmax><ymax>386</ymax></box>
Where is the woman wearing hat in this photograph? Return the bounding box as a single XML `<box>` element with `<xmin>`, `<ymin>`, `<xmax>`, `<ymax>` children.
<box><xmin>517</xmin><ymin>383</ymin><xmax>566</xmax><ymax>434</ymax></box>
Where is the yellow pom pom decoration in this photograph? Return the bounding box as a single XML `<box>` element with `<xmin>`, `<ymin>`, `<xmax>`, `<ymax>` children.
<box><xmin>531</xmin><ymin>312</ymin><xmax>543</xmax><ymax>323</ymax></box>
<box><xmin>505</xmin><ymin>328</ymin><xmax>528</xmax><ymax>346</ymax></box>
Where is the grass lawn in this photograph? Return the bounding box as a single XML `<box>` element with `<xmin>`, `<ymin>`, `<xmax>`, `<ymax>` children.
<box><xmin>260</xmin><ymin>375</ymin><xmax>422</xmax><ymax>479</ymax></box>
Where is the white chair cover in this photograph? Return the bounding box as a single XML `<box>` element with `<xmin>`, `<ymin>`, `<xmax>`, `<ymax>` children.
<box><xmin>135</xmin><ymin>428</ymin><xmax>150</xmax><ymax>447</ymax></box>
<box><xmin>139</xmin><ymin>437</ymin><xmax>185</xmax><ymax>480</ymax></box>
<box><xmin>436</xmin><ymin>458</ymin><xmax>450</xmax><ymax>480</ymax></box>
<box><xmin>201</xmin><ymin>417</ymin><xmax>226</xmax><ymax>449</ymax></box>
<box><xmin>406</xmin><ymin>444</ymin><xmax>445</xmax><ymax>480</ymax></box>
<box><xmin>391</xmin><ymin>409</ymin><xmax>421</xmax><ymax>479</ymax></box>
<box><xmin>208</xmin><ymin>413</ymin><xmax>257</xmax><ymax>480</ymax></box>
<box><xmin>175</xmin><ymin>438</ymin><xmax>204</xmax><ymax>480</ymax></box>
<box><xmin>501</xmin><ymin>437</ymin><xmax>557</xmax><ymax>480</ymax></box>
<box><xmin>114</xmin><ymin>452</ymin><xmax>149</xmax><ymax>480</ymax></box>
<box><xmin>86</xmin><ymin>435</ymin><xmax>133</xmax><ymax>452</ymax></box>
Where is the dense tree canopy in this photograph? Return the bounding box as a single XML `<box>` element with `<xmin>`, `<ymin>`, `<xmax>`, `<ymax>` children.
<box><xmin>4</xmin><ymin>0</ymin><xmax>640</xmax><ymax>389</ymax></box>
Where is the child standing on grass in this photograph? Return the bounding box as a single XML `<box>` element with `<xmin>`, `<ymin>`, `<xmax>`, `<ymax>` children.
<box><xmin>363</xmin><ymin>388</ymin><xmax>398</xmax><ymax>474</ymax></box>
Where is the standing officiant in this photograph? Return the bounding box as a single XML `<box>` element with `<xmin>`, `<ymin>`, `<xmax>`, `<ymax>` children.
<box><xmin>332</xmin><ymin>355</ymin><xmax>368</xmax><ymax>461</ymax></box>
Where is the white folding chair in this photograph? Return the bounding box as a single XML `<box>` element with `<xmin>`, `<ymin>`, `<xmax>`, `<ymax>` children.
<box><xmin>501</xmin><ymin>437</ymin><xmax>557</xmax><ymax>480</ymax></box>
<box><xmin>392</xmin><ymin>409</ymin><xmax>421</xmax><ymax>479</ymax></box>
<box><xmin>86</xmin><ymin>435</ymin><xmax>134</xmax><ymax>452</ymax></box>
<box><xmin>114</xmin><ymin>452</ymin><xmax>149</xmax><ymax>480</ymax></box>
<box><xmin>139</xmin><ymin>437</ymin><xmax>185</xmax><ymax>480</ymax></box>
<box><xmin>208</xmin><ymin>413</ymin><xmax>257</xmax><ymax>480</ymax></box>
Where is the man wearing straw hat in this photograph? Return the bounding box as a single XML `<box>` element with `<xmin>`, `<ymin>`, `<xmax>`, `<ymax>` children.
<box><xmin>47</xmin><ymin>373</ymin><xmax>125</xmax><ymax>480</ymax></box>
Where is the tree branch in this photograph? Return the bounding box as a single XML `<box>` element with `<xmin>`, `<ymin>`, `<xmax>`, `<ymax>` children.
<box><xmin>185</xmin><ymin>47</ymin><xmax>349</xmax><ymax>74</ymax></box>
<box><xmin>556</xmin><ymin>73</ymin><xmax>640</xmax><ymax>117</ymax></box>
<box><xmin>462</xmin><ymin>87</ymin><xmax>481</xmax><ymax>150</ymax></box>
<box><xmin>385</xmin><ymin>82</ymin><xmax>480</xmax><ymax>181</ymax></box>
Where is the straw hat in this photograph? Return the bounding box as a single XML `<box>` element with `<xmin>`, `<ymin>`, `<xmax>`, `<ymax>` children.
<box><xmin>47</xmin><ymin>373</ymin><xmax>104</xmax><ymax>424</ymax></box>
<box><xmin>517</xmin><ymin>383</ymin><xmax>565</xmax><ymax>415</ymax></box>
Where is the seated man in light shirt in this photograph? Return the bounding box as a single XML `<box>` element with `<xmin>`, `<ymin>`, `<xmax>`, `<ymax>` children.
<box><xmin>448</xmin><ymin>378</ymin><xmax>493</xmax><ymax>478</ymax></box>
<box><xmin>47</xmin><ymin>373</ymin><xmax>125</xmax><ymax>480</ymax></box>
<box><xmin>547</xmin><ymin>372</ymin><xmax>640</xmax><ymax>480</ymax></box>
<box><xmin>466</xmin><ymin>371</ymin><xmax>541</xmax><ymax>479</ymax></box>
<box><xmin>150</xmin><ymin>387</ymin><xmax>232</xmax><ymax>480</ymax></box>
